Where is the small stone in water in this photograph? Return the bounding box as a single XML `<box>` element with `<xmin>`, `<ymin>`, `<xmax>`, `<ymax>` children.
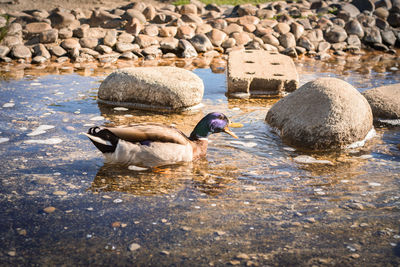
<box><xmin>283</xmin><ymin>147</ymin><xmax>296</xmax><ymax>151</ymax></box>
<box><xmin>129</xmin><ymin>243</ymin><xmax>141</xmax><ymax>251</ymax></box>
<box><xmin>236</xmin><ymin>253</ymin><xmax>250</xmax><ymax>260</ymax></box>
<box><xmin>53</xmin><ymin>191</ymin><xmax>67</xmax><ymax>196</ymax></box>
<box><xmin>87</xmin><ymin>207</ymin><xmax>94</xmax><ymax>211</ymax></box>
<box><xmin>111</xmin><ymin>221</ymin><xmax>121</xmax><ymax>228</ymax></box>
<box><xmin>24</xmin><ymin>138</ymin><xmax>63</xmax><ymax>145</ymax></box>
<box><xmin>294</xmin><ymin>155</ymin><xmax>333</xmax><ymax>165</ymax></box>
<box><xmin>43</xmin><ymin>206</ymin><xmax>56</xmax><ymax>213</ymax></box>
<box><xmin>124</xmin><ymin>114</ymin><xmax>133</xmax><ymax>117</ymax></box>
<box><xmin>244</xmin><ymin>135</ymin><xmax>255</xmax><ymax>139</ymax></box>
<box><xmin>113</xmin><ymin>198</ymin><xmax>123</xmax><ymax>203</ymax></box>
<box><xmin>114</xmin><ymin>107</ymin><xmax>129</xmax><ymax>111</ymax></box>
<box><xmin>160</xmin><ymin>250</ymin><xmax>170</xmax><ymax>255</ymax></box>
<box><xmin>7</xmin><ymin>251</ymin><xmax>16</xmax><ymax>257</ymax></box>
<box><xmin>0</xmin><ymin>137</ymin><xmax>9</xmax><ymax>144</ymax></box>
<box><xmin>90</xmin><ymin>116</ymin><xmax>105</xmax><ymax>121</ymax></box>
<box><xmin>3</xmin><ymin>102</ymin><xmax>15</xmax><ymax>108</ymax></box>
<box><xmin>350</xmin><ymin>253</ymin><xmax>360</xmax><ymax>259</ymax></box>
<box><xmin>369</xmin><ymin>182</ymin><xmax>381</xmax><ymax>187</ymax></box>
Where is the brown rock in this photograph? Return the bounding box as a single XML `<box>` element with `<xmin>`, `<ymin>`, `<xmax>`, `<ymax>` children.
<box><xmin>222</xmin><ymin>38</ymin><xmax>236</xmax><ymax>49</ymax></box>
<box><xmin>160</xmin><ymin>37</ymin><xmax>179</xmax><ymax>51</ymax></box>
<box><xmin>196</xmin><ymin>24</ymin><xmax>213</xmax><ymax>34</ymax></box>
<box><xmin>135</xmin><ymin>34</ymin><xmax>159</xmax><ymax>48</ymax></box>
<box><xmin>50</xmin><ymin>45</ymin><xmax>67</xmax><ymax>57</ymax></box>
<box><xmin>181</xmin><ymin>14</ymin><xmax>203</xmax><ymax>24</ymax></box>
<box><xmin>362</xmin><ymin>83</ymin><xmax>400</xmax><ymax>119</ymax></box>
<box><xmin>262</xmin><ymin>33</ymin><xmax>280</xmax><ymax>47</ymax></box>
<box><xmin>11</xmin><ymin>44</ymin><xmax>32</xmax><ymax>59</ymax></box>
<box><xmin>58</xmin><ymin>28</ymin><xmax>73</xmax><ymax>39</ymax></box>
<box><xmin>143</xmin><ymin>5</ymin><xmax>156</xmax><ymax>21</ymax></box>
<box><xmin>237</xmin><ymin>15</ymin><xmax>260</xmax><ymax>26</ymax></box>
<box><xmin>49</xmin><ymin>11</ymin><xmax>78</xmax><ymax>29</ymax></box>
<box><xmin>25</xmin><ymin>22</ymin><xmax>52</xmax><ymax>34</ymax></box>
<box><xmin>224</xmin><ymin>23</ymin><xmax>243</xmax><ymax>35</ymax></box>
<box><xmin>274</xmin><ymin>22</ymin><xmax>291</xmax><ymax>35</ymax></box>
<box><xmin>159</xmin><ymin>26</ymin><xmax>177</xmax><ymax>37</ymax></box>
<box><xmin>180</xmin><ymin>4</ymin><xmax>198</xmax><ymax>15</ymax></box>
<box><xmin>80</xmin><ymin>37</ymin><xmax>98</xmax><ymax>49</ymax></box>
<box><xmin>279</xmin><ymin>32</ymin><xmax>296</xmax><ymax>48</ymax></box>
<box><xmin>33</xmin><ymin>43</ymin><xmax>51</xmax><ymax>59</ymax></box>
<box><xmin>122</xmin><ymin>9</ymin><xmax>147</xmax><ymax>24</ymax></box>
<box><xmin>61</xmin><ymin>38</ymin><xmax>81</xmax><ymax>50</ymax></box>
<box><xmin>73</xmin><ymin>24</ymin><xmax>90</xmax><ymax>38</ymax></box>
<box><xmin>104</xmin><ymin>29</ymin><xmax>117</xmax><ymax>47</ymax></box>
<box><xmin>39</xmin><ymin>29</ymin><xmax>58</xmax><ymax>43</ymax></box>
<box><xmin>118</xmin><ymin>32</ymin><xmax>135</xmax><ymax>43</ymax></box>
<box><xmin>177</xmin><ymin>25</ymin><xmax>195</xmax><ymax>39</ymax></box>
<box><xmin>1</xmin><ymin>36</ymin><xmax>22</xmax><ymax>47</ymax></box>
<box><xmin>232</xmin><ymin>32</ymin><xmax>252</xmax><ymax>46</ymax></box>
<box><xmin>143</xmin><ymin>25</ymin><xmax>159</xmax><ymax>37</ymax></box>
<box><xmin>115</xmin><ymin>43</ymin><xmax>140</xmax><ymax>53</ymax></box>
<box><xmin>266</xmin><ymin>78</ymin><xmax>373</xmax><ymax>150</ymax></box>
<box><xmin>125</xmin><ymin>18</ymin><xmax>143</xmax><ymax>36</ymax></box>
<box><xmin>207</xmin><ymin>29</ymin><xmax>227</xmax><ymax>47</ymax></box>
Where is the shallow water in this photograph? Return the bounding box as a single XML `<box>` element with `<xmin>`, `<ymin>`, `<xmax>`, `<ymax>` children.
<box><xmin>0</xmin><ymin>54</ymin><xmax>400</xmax><ymax>266</ymax></box>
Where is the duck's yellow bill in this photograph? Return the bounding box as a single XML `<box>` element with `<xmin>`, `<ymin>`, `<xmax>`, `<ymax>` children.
<box><xmin>228</xmin><ymin>122</ymin><xmax>244</xmax><ymax>128</ymax></box>
<box><xmin>223</xmin><ymin>127</ymin><xmax>238</xmax><ymax>139</ymax></box>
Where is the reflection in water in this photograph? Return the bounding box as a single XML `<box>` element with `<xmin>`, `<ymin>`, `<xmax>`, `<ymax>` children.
<box><xmin>90</xmin><ymin>159</ymin><xmax>239</xmax><ymax>196</ymax></box>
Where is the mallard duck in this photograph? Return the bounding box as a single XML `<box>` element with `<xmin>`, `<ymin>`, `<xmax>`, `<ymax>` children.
<box><xmin>85</xmin><ymin>112</ymin><xmax>238</xmax><ymax>167</ymax></box>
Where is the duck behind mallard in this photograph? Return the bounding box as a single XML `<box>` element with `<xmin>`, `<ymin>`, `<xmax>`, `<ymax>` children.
<box><xmin>86</xmin><ymin>112</ymin><xmax>238</xmax><ymax>167</ymax></box>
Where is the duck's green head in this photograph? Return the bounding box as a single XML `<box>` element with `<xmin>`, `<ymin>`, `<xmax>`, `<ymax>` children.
<box><xmin>189</xmin><ymin>112</ymin><xmax>238</xmax><ymax>140</ymax></box>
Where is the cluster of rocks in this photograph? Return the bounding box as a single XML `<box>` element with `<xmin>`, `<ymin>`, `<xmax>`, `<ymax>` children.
<box><xmin>0</xmin><ymin>0</ymin><xmax>399</xmax><ymax>64</ymax></box>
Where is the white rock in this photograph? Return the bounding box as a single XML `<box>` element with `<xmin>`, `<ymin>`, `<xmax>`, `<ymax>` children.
<box><xmin>129</xmin><ymin>243</ymin><xmax>141</xmax><ymax>251</ymax></box>
<box><xmin>3</xmin><ymin>102</ymin><xmax>15</xmax><ymax>108</ymax></box>
<box><xmin>24</xmin><ymin>138</ymin><xmax>63</xmax><ymax>145</ymax></box>
<box><xmin>90</xmin><ymin>116</ymin><xmax>105</xmax><ymax>121</ymax></box>
<box><xmin>293</xmin><ymin>155</ymin><xmax>333</xmax><ymax>165</ymax></box>
<box><xmin>368</xmin><ymin>182</ymin><xmax>381</xmax><ymax>187</ymax></box>
<box><xmin>114</xmin><ymin>107</ymin><xmax>129</xmax><ymax>111</ymax></box>
<box><xmin>0</xmin><ymin>137</ymin><xmax>9</xmax><ymax>144</ymax></box>
<box><xmin>27</xmin><ymin>125</ymin><xmax>55</xmax><ymax>136</ymax></box>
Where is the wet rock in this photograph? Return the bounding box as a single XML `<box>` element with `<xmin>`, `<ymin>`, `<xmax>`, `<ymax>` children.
<box><xmin>294</xmin><ymin>155</ymin><xmax>333</xmax><ymax>165</ymax></box>
<box><xmin>347</xmin><ymin>34</ymin><xmax>362</xmax><ymax>47</ymax></box>
<box><xmin>317</xmin><ymin>41</ymin><xmax>331</xmax><ymax>53</ymax></box>
<box><xmin>362</xmin><ymin>83</ymin><xmax>400</xmax><ymax>119</ymax></box>
<box><xmin>266</xmin><ymin>78</ymin><xmax>373</xmax><ymax>150</ymax></box>
<box><xmin>11</xmin><ymin>44</ymin><xmax>32</xmax><ymax>59</ymax></box>
<box><xmin>160</xmin><ymin>37</ymin><xmax>179</xmax><ymax>51</ymax></box>
<box><xmin>98</xmin><ymin>66</ymin><xmax>204</xmax><ymax>111</ymax></box>
<box><xmin>364</xmin><ymin>27</ymin><xmax>382</xmax><ymax>44</ymax></box>
<box><xmin>43</xmin><ymin>206</ymin><xmax>56</xmax><ymax>213</ymax></box>
<box><xmin>298</xmin><ymin>36</ymin><xmax>315</xmax><ymax>51</ymax></box>
<box><xmin>115</xmin><ymin>43</ymin><xmax>140</xmax><ymax>53</ymax></box>
<box><xmin>387</xmin><ymin>12</ymin><xmax>400</xmax><ymax>28</ymax></box>
<box><xmin>129</xmin><ymin>243</ymin><xmax>141</xmax><ymax>251</ymax></box>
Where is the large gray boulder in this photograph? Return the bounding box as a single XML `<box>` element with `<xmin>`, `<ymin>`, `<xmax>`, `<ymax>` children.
<box><xmin>362</xmin><ymin>83</ymin><xmax>400</xmax><ymax>119</ymax></box>
<box><xmin>265</xmin><ymin>78</ymin><xmax>373</xmax><ymax>150</ymax></box>
<box><xmin>98</xmin><ymin>67</ymin><xmax>204</xmax><ymax>112</ymax></box>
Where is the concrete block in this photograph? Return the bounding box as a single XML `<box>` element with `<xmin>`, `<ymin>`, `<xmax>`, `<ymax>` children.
<box><xmin>227</xmin><ymin>50</ymin><xmax>299</xmax><ymax>98</ymax></box>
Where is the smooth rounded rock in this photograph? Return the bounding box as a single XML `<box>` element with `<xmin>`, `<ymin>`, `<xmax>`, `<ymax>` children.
<box><xmin>266</xmin><ymin>78</ymin><xmax>373</xmax><ymax>150</ymax></box>
<box><xmin>362</xmin><ymin>83</ymin><xmax>400</xmax><ymax>119</ymax></box>
<box><xmin>98</xmin><ymin>67</ymin><xmax>204</xmax><ymax>111</ymax></box>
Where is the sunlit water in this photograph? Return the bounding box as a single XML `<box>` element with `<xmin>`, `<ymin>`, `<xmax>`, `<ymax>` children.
<box><xmin>0</xmin><ymin>53</ymin><xmax>400</xmax><ymax>266</ymax></box>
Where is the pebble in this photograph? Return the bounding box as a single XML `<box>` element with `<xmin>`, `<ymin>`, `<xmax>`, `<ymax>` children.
<box><xmin>229</xmin><ymin>260</ymin><xmax>241</xmax><ymax>265</ymax></box>
<box><xmin>111</xmin><ymin>221</ymin><xmax>121</xmax><ymax>228</ymax></box>
<box><xmin>90</xmin><ymin>116</ymin><xmax>105</xmax><ymax>121</ymax></box>
<box><xmin>113</xmin><ymin>198</ymin><xmax>123</xmax><ymax>203</ymax></box>
<box><xmin>350</xmin><ymin>253</ymin><xmax>360</xmax><ymax>259</ymax></box>
<box><xmin>114</xmin><ymin>107</ymin><xmax>129</xmax><ymax>111</ymax></box>
<box><xmin>346</xmin><ymin>202</ymin><xmax>364</xmax><ymax>210</ymax></box>
<box><xmin>294</xmin><ymin>155</ymin><xmax>333</xmax><ymax>165</ymax></box>
<box><xmin>0</xmin><ymin>137</ymin><xmax>9</xmax><ymax>144</ymax></box>
<box><xmin>368</xmin><ymin>182</ymin><xmax>381</xmax><ymax>187</ymax></box>
<box><xmin>236</xmin><ymin>253</ymin><xmax>250</xmax><ymax>260</ymax></box>
<box><xmin>43</xmin><ymin>206</ymin><xmax>56</xmax><ymax>213</ymax></box>
<box><xmin>7</xmin><ymin>251</ymin><xmax>16</xmax><ymax>257</ymax></box>
<box><xmin>24</xmin><ymin>138</ymin><xmax>63</xmax><ymax>145</ymax></box>
<box><xmin>306</xmin><ymin>218</ymin><xmax>316</xmax><ymax>223</ymax></box>
<box><xmin>27</xmin><ymin>125</ymin><xmax>55</xmax><ymax>136</ymax></box>
<box><xmin>129</xmin><ymin>243</ymin><xmax>141</xmax><ymax>251</ymax></box>
<box><xmin>283</xmin><ymin>147</ymin><xmax>296</xmax><ymax>151</ymax></box>
<box><xmin>3</xmin><ymin>102</ymin><xmax>15</xmax><ymax>108</ymax></box>
<box><xmin>230</xmin><ymin>140</ymin><xmax>257</xmax><ymax>148</ymax></box>
<box><xmin>244</xmin><ymin>135</ymin><xmax>255</xmax><ymax>139</ymax></box>
<box><xmin>53</xmin><ymin>191</ymin><xmax>67</xmax><ymax>196</ymax></box>
<box><xmin>160</xmin><ymin>250</ymin><xmax>170</xmax><ymax>255</ymax></box>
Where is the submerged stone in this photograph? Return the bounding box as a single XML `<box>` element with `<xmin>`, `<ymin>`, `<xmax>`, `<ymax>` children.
<box><xmin>98</xmin><ymin>67</ymin><xmax>204</xmax><ymax>112</ymax></box>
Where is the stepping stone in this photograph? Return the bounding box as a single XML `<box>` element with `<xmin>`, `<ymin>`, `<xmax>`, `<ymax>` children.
<box><xmin>227</xmin><ymin>50</ymin><xmax>299</xmax><ymax>98</ymax></box>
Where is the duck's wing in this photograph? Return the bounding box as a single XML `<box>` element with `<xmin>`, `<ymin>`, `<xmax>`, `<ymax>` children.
<box><xmin>106</xmin><ymin>123</ymin><xmax>190</xmax><ymax>146</ymax></box>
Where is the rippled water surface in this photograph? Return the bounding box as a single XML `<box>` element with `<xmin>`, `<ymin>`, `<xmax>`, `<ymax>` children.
<box><xmin>1</xmin><ymin>54</ymin><xmax>400</xmax><ymax>266</ymax></box>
